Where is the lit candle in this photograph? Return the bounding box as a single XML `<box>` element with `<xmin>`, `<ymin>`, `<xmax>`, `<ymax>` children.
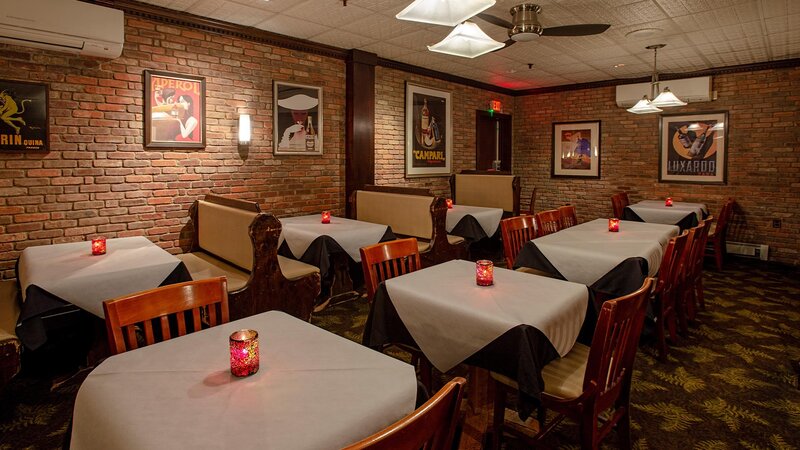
<box><xmin>91</xmin><ymin>237</ymin><xmax>106</xmax><ymax>255</ymax></box>
<box><xmin>321</xmin><ymin>211</ymin><xmax>331</xmax><ymax>224</ymax></box>
<box><xmin>446</xmin><ymin>198</ymin><xmax>453</xmax><ymax>209</ymax></box>
<box><xmin>665</xmin><ymin>197</ymin><xmax>673</xmax><ymax>207</ymax></box>
<box><xmin>608</xmin><ymin>218</ymin><xmax>620</xmax><ymax>232</ymax></box>
<box><xmin>476</xmin><ymin>260</ymin><xmax>494</xmax><ymax>286</ymax></box>
<box><xmin>229</xmin><ymin>329</ymin><xmax>259</xmax><ymax>377</ymax></box>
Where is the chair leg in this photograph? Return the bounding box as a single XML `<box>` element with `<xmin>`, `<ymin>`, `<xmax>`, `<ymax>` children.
<box><xmin>666</xmin><ymin>309</ymin><xmax>679</xmax><ymax>346</ymax></box>
<box><xmin>490</xmin><ymin>379</ymin><xmax>506</xmax><ymax>450</ymax></box>
<box><xmin>656</xmin><ymin>315</ymin><xmax>668</xmax><ymax>362</ymax></box>
<box><xmin>696</xmin><ymin>277</ymin><xmax>705</xmax><ymax>311</ymax></box>
<box><xmin>714</xmin><ymin>244</ymin><xmax>724</xmax><ymax>271</ymax></box>
<box><xmin>579</xmin><ymin>414</ymin><xmax>598</xmax><ymax>450</ymax></box>
<box><xmin>419</xmin><ymin>356</ymin><xmax>433</xmax><ymax>393</ymax></box>
<box><xmin>616</xmin><ymin>407</ymin><xmax>632</xmax><ymax>450</ymax></box>
<box><xmin>676</xmin><ymin>291</ymin><xmax>689</xmax><ymax>336</ymax></box>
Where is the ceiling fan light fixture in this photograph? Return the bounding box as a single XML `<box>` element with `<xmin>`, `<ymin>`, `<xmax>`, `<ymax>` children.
<box><xmin>651</xmin><ymin>87</ymin><xmax>688</xmax><ymax>107</ymax></box>
<box><xmin>508</xmin><ymin>3</ymin><xmax>542</xmax><ymax>41</ymax></box>
<box><xmin>396</xmin><ymin>0</ymin><xmax>497</xmax><ymax>27</ymax></box>
<box><xmin>427</xmin><ymin>21</ymin><xmax>505</xmax><ymax>58</ymax></box>
<box><xmin>627</xmin><ymin>96</ymin><xmax>663</xmax><ymax>114</ymax></box>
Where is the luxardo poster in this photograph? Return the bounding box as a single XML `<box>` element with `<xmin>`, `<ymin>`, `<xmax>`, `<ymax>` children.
<box><xmin>0</xmin><ymin>80</ymin><xmax>48</xmax><ymax>152</ymax></box>
<box><xmin>660</xmin><ymin>111</ymin><xmax>727</xmax><ymax>184</ymax></box>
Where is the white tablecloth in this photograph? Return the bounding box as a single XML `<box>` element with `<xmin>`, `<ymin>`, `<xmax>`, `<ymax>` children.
<box><xmin>446</xmin><ymin>205</ymin><xmax>503</xmax><ymax>237</ymax></box>
<box><xmin>71</xmin><ymin>311</ymin><xmax>417</xmax><ymax>450</ymax></box>
<box><xmin>17</xmin><ymin>236</ymin><xmax>183</xmax><ymax>318</ymax></box>
<box><xmin>627</xmin><ymin>200</ymin><xmax>707</xmax><ymax>225</ymax></box>
<box><xmin>278</xmin><ymin>215</ymin><xmax>389</xmax><ymax>262</ymax></box>
<box><xmin>533</xmin><ymin>219</ymin><xmax>679</xmax><ymax>286</ymax></box>
<box><xmin>385</xmin><ymin>260</ymin><xmax>588</xmax><ymax>373</ymax></box>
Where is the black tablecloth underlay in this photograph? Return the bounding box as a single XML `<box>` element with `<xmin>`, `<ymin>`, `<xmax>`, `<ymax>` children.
<box><xmin>622</xmin><ymin>207</ymin><xmax>697</xmax><ymax>231</ymax></box>
<box><xmin>450</xmin><ymin>215</ymin><xmax>500</xmax><ymax>242</ymax></box>
<box><xmin>514</xmin><ymin>241</ymin><xmax>649</xmax><ymax>301</ymax></box>
<box><xmin>363</xmin><ymin>282</ymin><xmax>596</xmax><ymax>420</ymax></box>
<box><xmin>15</xmin><ymin>262</ymin><xmax>192</xmax><ymax>351</ymax></box>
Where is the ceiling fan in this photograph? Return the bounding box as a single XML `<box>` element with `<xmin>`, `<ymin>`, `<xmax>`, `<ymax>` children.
<box><xmin>477</xmin><ymin>3</ymin><xmax>611</xmax><ymax>51</ymax></box>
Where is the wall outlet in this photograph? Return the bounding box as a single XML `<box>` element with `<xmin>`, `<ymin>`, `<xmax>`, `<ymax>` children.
<box><xmin>772</xmin><ymin>219</ymin><xmax>781</xmax><ymax>228</ymax></box>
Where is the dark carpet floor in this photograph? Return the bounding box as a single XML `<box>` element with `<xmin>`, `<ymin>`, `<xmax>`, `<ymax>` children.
<box><xmin>1</xmin><ymin>258</ymin><xmax>798</xmax><ymax>449</ymax></box>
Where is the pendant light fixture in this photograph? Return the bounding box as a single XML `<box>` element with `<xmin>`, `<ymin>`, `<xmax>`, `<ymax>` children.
<box><xmin>427</xmin><ymin>21</ymin><xmax>505</xmax><ymax>58</ymax></box>
<box><xmin>627</xmin><ymin>44</ymin><xmax>686</xmax><ymax>114</ymax></box>
<box><xmin>396</xmin><ymin>0</ymin><xmax>496</xmax><ymax>27</ymax></box>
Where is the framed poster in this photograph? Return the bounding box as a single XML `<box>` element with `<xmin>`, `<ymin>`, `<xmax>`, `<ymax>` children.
<box><xmin>405</xmin><ymin>83</ymin><xmax>451</xmax><ymax>177</ymax></box>
<box><xmin>659</xmin><ymin>111</ymin><xmax>727</xmax><ymax>184</ymax></box>
<box><xmin>551</xmin><ymin>121</ymin><xmax>601</xmax><ymax>178</ymax></box>
<box><xmin>144</xmin><ymin>70</ymin><xmax>205</xmax><ymax>148</ymax></box>
<box><xmin>0</xmin><ymin>79</ymin><xmax>48</xmax><ymax>152</ymax></box>
<box><xmin>274</xmin><ymin>81</ymin><xmax>322</xmax><ymax>155</ymax></box>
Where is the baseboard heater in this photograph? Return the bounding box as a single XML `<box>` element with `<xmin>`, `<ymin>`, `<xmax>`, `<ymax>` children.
<box><xmin>726</xmin><ymin>241</ymin><xmax>769</xmax><ymax>261</ymax></box>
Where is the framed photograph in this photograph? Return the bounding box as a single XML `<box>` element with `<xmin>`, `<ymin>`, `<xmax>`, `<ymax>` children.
<box><xmin>0</xmin><ymin>79</ymin><xmax>48</xmax><ymax>152</ymax></box>
<box><xmin>144</xmin><ymin>70</ymin><xmax>205</xmax><ymax>148</ymax></box>
<box><xmin>659</xmin><ymin>111</ymin><xmax>727</xmax><ymax>184</ymax></box>
<box><xmin>551</xmin><ymin>121</ymin><xmax>601</xmax><ymax>178</ymax></box>
<box><xmin>274</xmin><ymin>81</ymin><xmax>322</xmax><ymax>155</ymax></box>
<box><xmin>405</xmin><ymin>83</ymin><xmax>452</xmax><ymax>177</ymax></box>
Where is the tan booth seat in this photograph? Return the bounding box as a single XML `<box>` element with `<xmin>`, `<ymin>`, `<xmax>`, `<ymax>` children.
<box><xmin>352</xmin><ymin>190</ymin><xmax>467</xmax><ymax>266</ymax></box>
<box><xmin>0</xmin><ymin>281</ymin><xmax>21</xmax><ymax>390</ymax></box>
<box><xmin>449</xmin><ymin>172</ymin><xmax>521</xmax><ymax>215</ymax></box>
<box><xmin>178</xmin><ymin>195</ymin><xmax>320</xmax><ymax>321</ymax></box>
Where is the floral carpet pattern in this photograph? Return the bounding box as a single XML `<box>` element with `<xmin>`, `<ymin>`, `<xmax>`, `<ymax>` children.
<box><xmin>0</xmin><ymin>259</ymin><xmax>798</xmax><ymax>449</ymax></box>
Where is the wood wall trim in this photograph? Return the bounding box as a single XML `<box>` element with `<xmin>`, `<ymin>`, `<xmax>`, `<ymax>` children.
<box><xmin>345</xmin><ymin>50</ymin><xmax>376</xmax><ymax>218</ymax></box>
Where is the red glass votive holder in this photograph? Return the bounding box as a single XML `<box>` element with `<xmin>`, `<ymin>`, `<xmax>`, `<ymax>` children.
<box><xmin>665</xmin><ymin>197</ymin><xmax>673</xmax><ymax>207</ymax></box>
<box><xmin>321</xmin><ymin>211</ymin><xmax>331</xmax><ymax>224</ymax></box>
<box><xmin>91</xmin><ymin>237</ymin><xmax>106</xmax><ymax>255</ymax></box>
<box><xmin>229</xmin><ymin>329</ymin><xmax>259</xmax><ymax>377</ymax></box>
<box><xmin>608</xmin><ymin>218</ymin><xmax>620</xmax><ymax>232</ymax></box>
<box><xmin>476</xmin><ymin>260</ymin><xmax>494</xmax><ymax>286</ymax></box>
<box><xmin>446</xmin><ymin>198</ymin><xmax>453</xmax><ymax>209</ymax></box>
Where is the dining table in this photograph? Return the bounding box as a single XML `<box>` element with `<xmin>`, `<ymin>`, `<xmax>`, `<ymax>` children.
<box><xmin>446</xmin><ymin>204</ymin><xmax>504</xmax><ymax>241</ymax></box>
<box><xmin>364</xmin><ymin>259</ymin><xmax>591</xmax><ymax>419</ymax></box>
<box><xmin>514</xmin><ymin>219</ymin><xmax>679</xmax><ymax>300</ymax></box>
<box><xmin>71</xmin><ymin>310</ymin><xmax>417</xmax><ymax>450</ymax></box>
<box><xmin>15</xmin><ymin>236</ymin><xmax>191</xmax><ymax>350</ymax></box>
<box><xmin>623</xmin><ymin>200</ymin><xmax>708</xmax><ymax>231</ymax></box>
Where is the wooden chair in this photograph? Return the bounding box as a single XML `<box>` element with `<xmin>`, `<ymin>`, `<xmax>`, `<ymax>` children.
<box><xmin>103</xmin><ymin>277</ymin><xmax>229</xmax><ymax>355</ymax></box>
<box><xmin>489</xmin><ymin>278</ymin><xmax>654</xmax><ymax>450</ymax></box>
<box><xmin>610</xmin><ymin>192</ymin><xmax>629</xmax><ymax>218</ymax></box>
<box><xmin>534</xmin><ymin>209</ymin><xmax>562</xmax><ymax>237</ymax></box>
<box><xmin>500</xmin><ymin>215</ymin><xmax>537</xmax><ymax>269</ymax></box>
<box><xmin>705</xmin><ymin>198</ymin><xmax>735</xmax><ymax>271</ymax></box>
<box><xmin>558</xmin><ymin>205</ymin><xmax>578</xmax><ymax>229</ymax></box>
<box><xmin>343</xmin><ymin>377</ymin><xmax>466</xmax><ymax>450</ymax></box>
<box><xmin>652</xmin><ymin>231</ymin><xmax>689</xmax><ymax>361</ymax></box>
<box><xmin>676</xmin><ymin>218</ymin><xmax>711</xmax><ymax>334</ymax></box>
<box><xmin>521</xmin><ymin>188</ymin><xmax>537</xmax><ymax>215</ymax></box>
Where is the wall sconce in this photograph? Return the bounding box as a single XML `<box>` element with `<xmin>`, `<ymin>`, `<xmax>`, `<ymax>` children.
<box><xmin>238</xmin><ymin>114</ymin><xmax>251</xmax><ymax>145</ymax></box>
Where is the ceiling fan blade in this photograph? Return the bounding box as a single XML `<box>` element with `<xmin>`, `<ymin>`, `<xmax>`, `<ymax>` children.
<box><xmin>541</xmin><ymin>24</ymin><xmax>610</xmax><ymax>36</ymax></box>
<box><xmin>476</xmin><ymin>12</ymin><xmax>513</xmax><ymax>29</ymax></box>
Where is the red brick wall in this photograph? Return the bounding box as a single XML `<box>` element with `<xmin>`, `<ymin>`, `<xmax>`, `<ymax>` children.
<box><xmin>0</xmin><ymin>16</ymin><xmax>346</xmax><ymax>279</ymax></box>
<box><xmin>374</xmin><ymin>66</ymin><xmax>514</xmax><ymax>196</ymax></box>
<box><xmin>513</xmin><ymin>67</ymin><xmax>800</xmax><ymax>265</ymax></box>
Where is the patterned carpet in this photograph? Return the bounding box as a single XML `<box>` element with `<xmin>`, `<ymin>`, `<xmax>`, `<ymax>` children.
<box><xmin>1</xmin><ymin>258</ymin><xmax>798</xmax><ymax>449</ymax></box>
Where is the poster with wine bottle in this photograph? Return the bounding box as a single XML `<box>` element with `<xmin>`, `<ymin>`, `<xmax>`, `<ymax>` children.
<box><xmin>274</xmin><ymin>81</ymin><xmax>322</xmax><ymax>155</ymax></box>
<box><xmin>405</xmin><ymin>83</ymin><xmax>451</xmax><ymax>177</ymax></box>
<box><xmin>659</xmin><ymin>111</ymin><xmax>727</xmax><ymax>184</ymax></box>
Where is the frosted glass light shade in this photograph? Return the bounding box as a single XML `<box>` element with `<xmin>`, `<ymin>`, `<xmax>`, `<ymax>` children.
<box><xmin>651</xmin><ymin>87</ymin><xmax>687</xmax><ymax>107</ymax></box>
<box><xmin>427</xmin><ymin>21</ymin><xmax>505</xmax><ymax>59</ymax></box>
<box><xmin>238</xmin><ymin>114</ymin><xmax>251</xmax><ymax>144</ymax></box>
<box><xmin>626</xmin><ymin>96</ymin><xmax>662</xmax><ymax>114</ymax></box>
<box><xmin>396</xmin><ymin>0</ymin><xmax>496</xmax><ymax>26</ymax></box>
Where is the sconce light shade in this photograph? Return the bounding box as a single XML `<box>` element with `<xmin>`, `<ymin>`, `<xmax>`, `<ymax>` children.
<box><xmin>428</xmin><ymin>21</ymin><xmax>505</xmax><ymax>59</ymax></box>
<box><xmin>396</xmin><ymin>0</ymin><xmax>496</xmax><ymax>27</ymax></box>
<box><xmin>238</xmin><ymin>114</ymin><xmax>251</xmax><ymax>144</ymax></box>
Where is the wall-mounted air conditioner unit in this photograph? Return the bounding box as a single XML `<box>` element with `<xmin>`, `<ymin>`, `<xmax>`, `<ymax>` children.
<box><xmin>0</xmin><ymin>0</ymin><xmax>124</xmax><ymax>59</ymax></box>
<box><xmin>615</xmin><ymin>76</ymin><xmax>713</xmax><ymax>108</ymax></box>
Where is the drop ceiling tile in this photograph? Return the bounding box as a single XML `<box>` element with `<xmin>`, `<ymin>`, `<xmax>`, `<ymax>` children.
<box><xmin>760</xmin><ymin>0</ymin><xmax>788</xmax><ymax>18</ymax></box>
<box><xmin>358</xmin><ymin>41</ymin><xmax>417</xmax><ymax>59</ymax></box>
<box><xmin>255</xmin><ymin>14</ymin><xmax>332</xmax><ymax>39</ymax></box>
<box><xmin>182</xmin><ymin>0</ymin><xmax>228</xmax><ymax>17</ymax></box>
<box><xmin>282</xmin><ymin>3</ymin><xmax>374</xmax><ymax>28</ymax></box>
<box><xmin>655</xmin><ymin>0</ymin><xmax>712</xmax><ymax>17</ymax></box>
<box><xmin>345</xmin><ymin>14</ymin><xmax>424</xmax><ymax>41</ymax></box>
<box><xmin>209</xmin><ymin>2</ymin><xmax>272</xmax><ymax>26</ymax></box>
<box><xmin>613</xmin><ymin>1</ymin><xmax>669</xmax><ymax>25</ymax></box>
<box><xmin>311</xmin><ymin>28</ymin><xmax>378</xmax><ymax>49</ymax></box>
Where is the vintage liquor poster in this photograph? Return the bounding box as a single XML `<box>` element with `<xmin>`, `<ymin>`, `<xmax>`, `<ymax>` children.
<box><xmin>405</xmin><ymin>83</ymin><xmax>451</xmax><ymax>177</ymax></box>
<box><xmin>660</xmin><ymin>112</ymin><xmax>727</xmax><ymax>184</ymax></box>
<box><xmin>144</xmin><ymin>71</ymin><xmax>205</xmax><ymax>148</ymax></box>
<box><xmin>0</xmin><ymin>80</ymin><xmax>48</xmax><ymax>152</ymax></box>
<box><xmin>551</xmin><ymin>121</ymin><xmax>601</xmax><ymax>178</ymax></box>
<box><xmin>274</xmin><ymin>81</ymin><xmax>322</xmax><ymax>155</ymax></box>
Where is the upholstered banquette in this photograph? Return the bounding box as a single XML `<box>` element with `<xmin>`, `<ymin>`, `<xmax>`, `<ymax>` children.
<box><xmin>449</xmin><ymin>171</ymin><xmax>521</xmax><ymax>216</ymax></box>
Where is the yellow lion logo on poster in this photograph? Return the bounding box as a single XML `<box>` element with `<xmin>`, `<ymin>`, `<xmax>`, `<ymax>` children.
<box><xmin>0</xmin><ymin>90</ymin><xmax>31</xmax><ymax>135</ymax></box>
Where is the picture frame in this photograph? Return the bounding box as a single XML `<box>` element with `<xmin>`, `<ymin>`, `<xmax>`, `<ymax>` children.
<box><xmin>659</xmin><ymin>111</ymin><xmax>728</xmax><ymax>184</ymax></box>
<box><xmin>144</xmin><ymin>71</ymin><xmax>205</xmax><ymax>148</ymax></box>
<box><xmin>274</xmin><ymin>81</ymin><xmax>323</xmax><ymax>155</ymax></box>
<box><xmin>0</xmin><ymin>79</ymin><xmax>48</xmax><ymax>152</ymax></box>
<box><xmin>551</xmin><ymin>121</ymin><xmax>601</xmax><ymax>178</ymax></box>
<box><xmin>405</xmin><ymin>82</ymin><xmax>452</xmax><ymax>177</ymax></box>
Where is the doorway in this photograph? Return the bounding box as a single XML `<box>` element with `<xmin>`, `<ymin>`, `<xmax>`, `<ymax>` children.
<box><xmin>475</xmin><ymin>110</ymin><xmax>512</xmax><ymax>171</ymax></box>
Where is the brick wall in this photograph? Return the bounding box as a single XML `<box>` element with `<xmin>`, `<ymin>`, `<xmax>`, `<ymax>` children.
<box><xmin>374</xmin><ymin>66</ymin><xmax>514</xmax><ymax>196</ymax></box>
<box><xmin>513</xmin><ymin>67</ymin><xmax>800</xmax><ymax>265</ymax></box>
<box><xmin>0</xmin><ymin>16</ymin><xmax>346</xmax><ymax>279</ymax></box>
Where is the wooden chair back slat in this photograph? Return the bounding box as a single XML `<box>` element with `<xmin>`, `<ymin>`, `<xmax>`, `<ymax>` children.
<box><xmin>557</xmin><ymin>205</ymin><xmax>578</xmax><ymax>229</ymax></box>
<box><xmin>534</xmin><ymin>210</ymin><xmax>562</xmax><ymax>237</ymax></box>
<box><xmin>360</xmin><ymin>238</ymin><xmax>422</xmax><ymax>303</ymax></box>
<box><xmin>342</xmin><ymin>377</ymin><xmax>466</xmax><ymax>450</ymax></box>
<box><xmin>104</xmin><ymin>277</ymin><xmax>229</xmax><ymax>355</ymax></box>
<box><xmin>500</xmin><ymin>215</ymin><xmax>537</xmax><ymax>269</ymax></box>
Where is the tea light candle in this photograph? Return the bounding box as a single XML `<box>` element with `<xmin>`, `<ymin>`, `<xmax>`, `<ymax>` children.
<box><xmin>665</xmin><ymin>197</ymin><xmax>673</xmax><ymax>207</ymax></box>
<box><xmin>446</xmin><ymin>198</ymin><xmax>453</xmax><ymax>209</ymax></box>
<box><xmin>321</xmin><ymin>211</ymin><xmax>331</xmax><ymax>224</ymax></box>
<box><xmin>230</xmin><ymin>329</ymin><xmax>259</xmax><ymax>377</ymax></box>
<box><xmin>476</xmin><ymin>260</ymin><xmax>494</xmax><ymax>286</ymax></box>
<box><xmin>608</xmin><ymin>218</ymin><xmax>620</xmax><ymax>232</ymax></box>
<box><xmin>91</xmin><ymin>237</ymin><xmax>106</xmax><ymax>255</ymax></box>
